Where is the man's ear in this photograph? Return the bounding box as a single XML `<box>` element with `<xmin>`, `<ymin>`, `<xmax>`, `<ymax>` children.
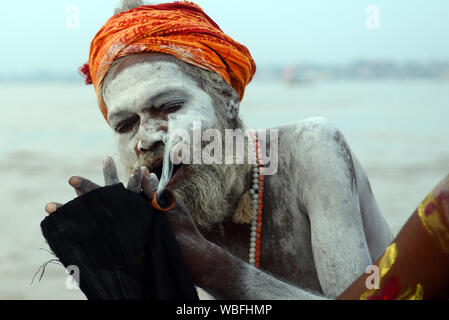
<box><xmin>225</xmin><ymin>95</ymin><xmax>240</xmax><ymax>120</ymax></box>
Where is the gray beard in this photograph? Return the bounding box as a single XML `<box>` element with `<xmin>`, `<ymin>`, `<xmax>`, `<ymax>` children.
<box><xmin>172</xmin><ymin>163</ymin><xmax>247</xmax><ymax>231</ymax></box>
<box><xmin>129</xmin><ymin>140</ymin><xmax>248</xmax><ymax>230</ymax></box>
<box><xmin>132</xmin><ymin>152</ymin><xmax>247</xmax><ymax>231</ymax></box>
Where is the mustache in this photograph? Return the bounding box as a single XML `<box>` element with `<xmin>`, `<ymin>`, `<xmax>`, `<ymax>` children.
<box><xmin>136</xmin><ymin>143</ymin><xmax>165</xmax><ymax>171</ymax></box>
<box><xmin>136</xmin><ymin>144</ymin><xmax>186</xmax><ymax>182</ymax></box>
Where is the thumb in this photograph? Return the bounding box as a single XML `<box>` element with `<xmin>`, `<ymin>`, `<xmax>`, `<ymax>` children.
<box><xmin>141</xmin><ymin>168</ymin><xmax>159</xmax><ymax>201</ymax></box>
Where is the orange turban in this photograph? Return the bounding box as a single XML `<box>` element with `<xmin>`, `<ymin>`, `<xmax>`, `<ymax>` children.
<box><xmin>80</xmin><ymin>1</ymin><xmax>256</xmax><ymax>122</ymax></box>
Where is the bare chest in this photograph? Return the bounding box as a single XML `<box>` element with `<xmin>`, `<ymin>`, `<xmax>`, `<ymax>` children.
<box><xmin>202</xmin><ymin>164</ymin><xmax>323</xmax><ymax>294</ymax></box>
<box><xmin>258</xmin><ymin>166</ymin><xmax>322</xmax><ymax>293</ymax></box>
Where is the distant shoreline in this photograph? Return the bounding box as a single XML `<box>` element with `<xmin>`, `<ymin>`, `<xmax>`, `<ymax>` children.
<box><xmin>3</xmin><ymin>60</ymin><xmax>449</xmax><ymax>83</ymax></box>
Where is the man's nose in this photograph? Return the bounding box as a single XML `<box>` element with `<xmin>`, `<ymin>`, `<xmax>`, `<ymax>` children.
<box><xmin>137</xmin><ymin>135</ymin><xmax>161</xmax><ymax>152</ymax></box>
<box><xmin>136</xmin><ymin>125</ymin><xmax>164</xmax><ymax>153</ymax></box>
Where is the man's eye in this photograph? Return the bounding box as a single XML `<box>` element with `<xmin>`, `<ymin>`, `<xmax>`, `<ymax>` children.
<box><xmin>159</xmin><ymin>101</ymin><xmax>184</xmax><ymax>112</ymax></box>
<box><xmin>116</xmin><ymin>116</ymin><xmax>139</xmax><ymax>134</ymax></box>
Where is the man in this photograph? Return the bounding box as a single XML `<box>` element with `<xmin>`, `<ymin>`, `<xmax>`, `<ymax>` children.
<box><xmin>45</xmin><ymin>0</ymin><xmax>393</xmax><ymax>299</ymax></box>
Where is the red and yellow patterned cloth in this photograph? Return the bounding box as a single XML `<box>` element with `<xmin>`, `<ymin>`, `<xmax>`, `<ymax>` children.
<box><xmin>80</xmin><ymin>1</ymin><xmax>256</xmax><ymax>121</ymax></box>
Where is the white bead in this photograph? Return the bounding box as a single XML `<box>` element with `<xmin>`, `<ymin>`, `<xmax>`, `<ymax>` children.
<box><xmin>248</xmin><ymin>138</ymin><xmax>262</xmax><ymax>267</ymax></box>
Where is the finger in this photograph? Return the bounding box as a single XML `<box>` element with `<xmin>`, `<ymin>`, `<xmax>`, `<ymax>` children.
<box><xmin>127</xmin><ymin>165</ymin><xmax>144</xmax><ymax>193</ymax></box>
<box><xmin>103</xmin><ymin>156</ymin><xmax>120</xmax><ymax>186</ymax></box>
<box><xmin>69</xmin><ymin>176</ymin><xmax>100</xmax><ymax>195</ymax></box>
<box><xmin>141</xmin><ymin>168</ymin><xmax>159</xmax><ymax>201</ymax></box>
<box><xmin>45</xmin><ymin>202</ymin><xmax>63</xmax><ymax>215</ymax></box>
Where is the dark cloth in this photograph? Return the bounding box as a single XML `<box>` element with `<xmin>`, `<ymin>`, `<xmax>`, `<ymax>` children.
<box><xmin>41</xmin><ymin>183</ymin><xmax>199</xmax><ymax>300</ymax></box>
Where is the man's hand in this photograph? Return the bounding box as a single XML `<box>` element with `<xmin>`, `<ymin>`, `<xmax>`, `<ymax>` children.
<box><xmin>139</xmin><ymin>164</ymin><xmax>209</xmax><ymax>284</ymax></box>
<box><xmin>45</xmin><ymin>156</ymin><xmax>146</xmax><ymax>214</ymax></box>
<box><xmin>45</xmin><ymin>155</ymin><xmax>205</xmax><ymax>246</ymax></box>
<box><xmin>44</xmin><ymin>156</ymin><xmax>208</xmax><ymax>284</ymax></box>
<box><xmin>140</xmin><ymin>170</ymin><xmax>207</xmax><ymax>245</ymax></box>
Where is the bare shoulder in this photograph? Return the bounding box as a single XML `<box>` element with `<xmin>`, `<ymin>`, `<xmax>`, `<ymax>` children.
<box><xmin>267</xmin><ymin>118</ymin><xmax>393</xmax><ymax>261</ymax></box>
<box><xmin>275</xmin><ymin>116</ymin><xmax>344</xmax><ymax>144</ymax></box>
<box><xmin>270</xmin><ymin>117</ymin><xmax>358</xmax><ymax>196</ymax></box>
<box><xmin>274</xmin><ymin>117</ymin><xmax>354</xmax><ymax>170</ymax></box>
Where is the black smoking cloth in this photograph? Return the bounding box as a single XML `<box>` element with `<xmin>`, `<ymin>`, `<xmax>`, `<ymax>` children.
<box><xmin>40</xmin><ymin>183</ymin><xmax>199</xmax><ymax>300</ymax></box>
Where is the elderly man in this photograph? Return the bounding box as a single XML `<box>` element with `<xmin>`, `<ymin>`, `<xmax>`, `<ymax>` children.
<box><xmin>45</xmin><ymin>0</ymin><xmax>393</xmax><ymax>299</ymax></box>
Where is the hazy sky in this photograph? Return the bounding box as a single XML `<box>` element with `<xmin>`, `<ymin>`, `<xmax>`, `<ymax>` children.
<box><xmin>1</xmin><ymin>0</ymin><xmax>449</xmax><ymax>74</ymax></box>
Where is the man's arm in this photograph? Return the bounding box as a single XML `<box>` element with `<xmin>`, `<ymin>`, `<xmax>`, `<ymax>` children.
<box><xmin>195</xmin><ymin>241</ymin><xmax>327</xmax><ymax>300</ymax></box>
<box><xmin>139</xmin><ymin>162</ymin><xmax>328</xmax><ymax>300</ymax></box>
<box><xmin>295</xmin><ymin>118</ymin><xmax>373</xmax><ymax>298</ymax></box>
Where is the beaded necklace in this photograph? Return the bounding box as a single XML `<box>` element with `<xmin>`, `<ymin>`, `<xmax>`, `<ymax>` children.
<box><xmin>247</xmin><ymin>130</ymin><xmax>264</xmax><ymax>268</ymax></box>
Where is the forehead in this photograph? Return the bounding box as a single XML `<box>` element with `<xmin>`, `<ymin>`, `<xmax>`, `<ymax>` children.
<box><xmin>102</xmin><ymin>53</ymin><xmax>199</xmax><ymax>113</ymax></box>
